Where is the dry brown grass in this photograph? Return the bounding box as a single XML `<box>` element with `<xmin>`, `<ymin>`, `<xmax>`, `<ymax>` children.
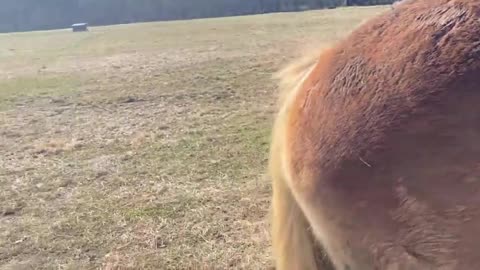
<box><xmin>0</xmin><ymin>6</ymin><xmax>388</xmax><ymax>270</ymax></box>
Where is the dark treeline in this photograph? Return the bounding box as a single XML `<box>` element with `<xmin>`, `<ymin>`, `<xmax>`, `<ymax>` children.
<box><xmin>0</xmin><ymin>0</ymin><xmax>396</xmax><ymax>33</ymax></box>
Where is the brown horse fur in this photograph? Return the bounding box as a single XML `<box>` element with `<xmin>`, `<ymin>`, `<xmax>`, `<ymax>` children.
<box><xmin>269</xmin><ymin>0</ymin><xmax>480</xmax><ymax>269</ymax></box>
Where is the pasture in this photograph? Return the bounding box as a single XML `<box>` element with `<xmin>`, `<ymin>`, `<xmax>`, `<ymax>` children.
<box><xmin>1</xmin><ymin>6</ymin><xmax>388</xmax><ymax>269</ymax></box>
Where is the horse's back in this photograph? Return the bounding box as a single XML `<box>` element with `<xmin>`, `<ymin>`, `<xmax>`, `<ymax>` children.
<box><xmin>281</xmin><ymin>0</ymin><xmax>480</xmax><ymax>269</ymax></box>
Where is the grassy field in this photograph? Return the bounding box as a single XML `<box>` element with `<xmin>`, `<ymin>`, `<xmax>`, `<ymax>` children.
<box><xmin>0</xmin><ymin>6</ymin><xmax>388</xmax><ymax>270</ymax></box>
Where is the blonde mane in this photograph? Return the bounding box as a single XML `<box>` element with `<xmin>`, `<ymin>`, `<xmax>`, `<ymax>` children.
<box><xmin>272</xmin><ymin>47</ymin><xmax>325</xmax><ymax>109</ymax></box>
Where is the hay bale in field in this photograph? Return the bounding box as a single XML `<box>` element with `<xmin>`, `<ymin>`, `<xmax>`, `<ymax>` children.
<box><xmin>72</xmin><ymin>23</ymin><xmax>88</xmax><ymax>32</ymax></box>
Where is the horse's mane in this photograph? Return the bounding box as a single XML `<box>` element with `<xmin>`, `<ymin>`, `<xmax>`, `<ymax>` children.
<box><xmin>272</xmin><ymin>47</ymin><xmax>325</xmax><ymax>108</ymax></box>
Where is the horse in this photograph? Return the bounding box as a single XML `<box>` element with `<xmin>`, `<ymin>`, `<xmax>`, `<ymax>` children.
<box><xmin>268</xmin><ymin>0</ymin><xmax>480</xmax><ymax>269</ymax></box>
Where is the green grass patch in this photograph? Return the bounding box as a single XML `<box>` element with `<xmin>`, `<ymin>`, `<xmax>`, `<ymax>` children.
<box><xmin>126</xmin><ymin>196</ymin><xmax>200</xmax><ymax>220</ymax></box>
<box><xmin>0</xmin><ymin>75</ymin><xmax>81</xmax><ymax>109</ymax></box>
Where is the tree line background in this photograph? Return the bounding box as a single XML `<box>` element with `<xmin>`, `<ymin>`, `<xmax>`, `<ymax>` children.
<box><xmin>0</xmin><ymin>0</ymin><xmax>396</xmax><ymax>33</ymax></box>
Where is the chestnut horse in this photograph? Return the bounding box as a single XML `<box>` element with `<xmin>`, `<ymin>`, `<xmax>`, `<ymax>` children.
<box><xmin>269</xmin><ymin>0</ymin><xmax>480</xmax><ymax>269</ymax></box>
